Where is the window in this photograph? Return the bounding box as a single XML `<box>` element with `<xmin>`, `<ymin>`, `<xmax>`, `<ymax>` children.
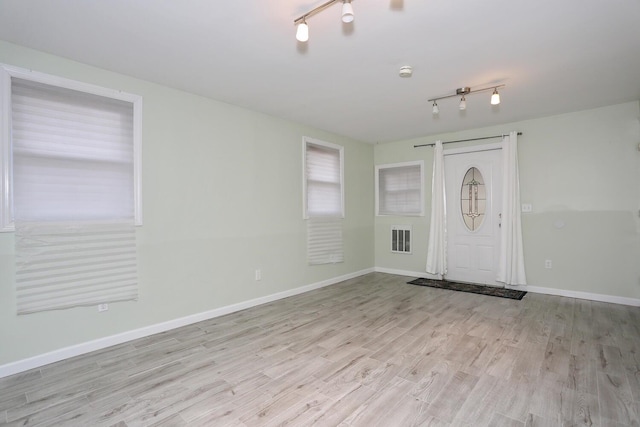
<box><xmin>0</xmin><ymin>64</ymin><xmax>142</xmax><ymax>314</ymax></box>
<box><xmin>375</xmin><ymin>161</ymin><xmax>424</xmax><ymax>216</ymax></box>
<box><xmin>303</xmin><ymin>137</ymin><xmax>344</xmax><ymax>218</ymax></box>
<box><xmin>461</xmin><ymin>166</ymin><xmax>486</xmax><ymax>231</ymax></box>
<box><xmin>1</xmin><ymin>64</ymin><xmax>142</xmax><ymax>230</ymax></box>
<box><xmin>303</xmin><ymin>137</ymin><xmax>344</xmax><ymax>265</ymax></box>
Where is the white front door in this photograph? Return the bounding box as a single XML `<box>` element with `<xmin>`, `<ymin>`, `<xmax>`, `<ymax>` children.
<box><xmin>444</xmin><ymin>148</ymin><xmax>502</xmax><ymax>286</ymax></box>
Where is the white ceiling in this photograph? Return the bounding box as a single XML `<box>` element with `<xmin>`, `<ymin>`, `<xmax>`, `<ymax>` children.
<box><xmin>0</xmin><ymin>0</ymin><xmax>639</xmax><ymax>143</ymax></box>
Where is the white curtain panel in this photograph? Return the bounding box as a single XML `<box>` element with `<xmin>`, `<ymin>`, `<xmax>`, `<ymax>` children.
<box><xmin>497</xmin><ymin>131</ymin><xmax>527</xmax><ymax>285</ymax></box>
<box><xmin>426</xmin><ymin>140</ymin><xmax>447</xmax><ymax>276</ymax></box>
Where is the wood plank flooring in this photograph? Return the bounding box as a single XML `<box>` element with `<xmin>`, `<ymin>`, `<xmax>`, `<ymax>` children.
<box><xmin>1</xmin><ymin>272</ymin><xmax>639</xmax><ymax>426</ymax></box>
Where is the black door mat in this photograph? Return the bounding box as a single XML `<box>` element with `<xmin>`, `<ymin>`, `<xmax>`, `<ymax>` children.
<box><xmin>407</xmin><ymin>278</ymin><xmax>527</xmax><ymax>300</ymax></box>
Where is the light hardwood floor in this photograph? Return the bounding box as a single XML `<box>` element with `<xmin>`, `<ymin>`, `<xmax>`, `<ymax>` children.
<box><xmin>1</xmin><ymin>272</ymin><xmax>639</xmax><ymax>426</ymax></box>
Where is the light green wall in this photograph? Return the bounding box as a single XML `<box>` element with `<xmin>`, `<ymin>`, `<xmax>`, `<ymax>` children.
<box><xmin>375</xmin><ymin>101</ymin><xmax>640</xmax><ymax>300</ymax></box>
<box><xmin>0</xmin><ymin>41</ymin><xmax>375</xmax><ymax>366</ymax></box>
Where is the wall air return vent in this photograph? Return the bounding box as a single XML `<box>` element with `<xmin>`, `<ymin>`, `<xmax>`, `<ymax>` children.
<box><xmin>391</xmin><ymin>225</ymin><xmax>412</xmax><ymax>254</ymax></box>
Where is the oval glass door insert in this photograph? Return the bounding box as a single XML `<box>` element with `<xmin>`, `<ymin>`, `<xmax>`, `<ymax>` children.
<box><xmin>460</xmin><ymin>167</ymin><xmax>486</xmax><ymax>231</ymax></box>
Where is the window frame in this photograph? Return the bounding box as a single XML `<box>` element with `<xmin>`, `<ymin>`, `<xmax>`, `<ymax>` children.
<box><xmin>0</xmin><ymin>63</ymin><xmax>143</xmax><ymax>232</ymax></box>
<box><xmin>302</xmin><ymin>136</ymin><xmax>344</xmax><ymax>219</ymax></box>
<box><xmin>375</xmin><ymin>160</ymin><xmax>425</xmax><ymax>217</ymax></box>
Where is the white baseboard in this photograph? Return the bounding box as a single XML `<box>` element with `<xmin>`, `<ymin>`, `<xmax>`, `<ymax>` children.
<box><xmin>0</xmin><ymin>267</ymin><xmax>374</xmax><ymax>379</ymax></box>
<box><xmin>525</xmin><ymin>285</ymin><xmax>640</xmax><ymax>307</ymax></box>
<box><xmin>374</xmin><ymin>267</ymin><xmax>441</xmax><ymax>280</ymax></box>
<box><xmin>375</xmin><ymin>267</ymin><xmax>640</xmax><ymax>307</ymax></box>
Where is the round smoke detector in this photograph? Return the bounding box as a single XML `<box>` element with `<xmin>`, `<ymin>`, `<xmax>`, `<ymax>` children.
<box><xmin>399</xmin><ymin>66</ymin><xmax>413</xmax><ymax>78</ymax></box>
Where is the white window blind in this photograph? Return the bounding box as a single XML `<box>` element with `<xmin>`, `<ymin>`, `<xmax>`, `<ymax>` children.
<box><xmin>8</xmin><ymin>74</ymin><xmax>140</xmax><ymax>314</ymax></box>
<box><xmin>307</xmin><ymin>217</ymin><xmax>344</xmax><ymax>265</ymax></box>
<box><xmin>304</xmin><ymin>140</ymin><xmax>343</xmax><ymax>218</ymax></box>
<box><xmin>376</xmin><ymin>161</ymin><xmax>424</xmax><ymax>216</ymax></box>
<box><xmin>15</xmin><ymin>221</ymin><xmax>138</xmax><ymax>314</ymax></box>
<box><xmin>303</xmin><ymin>138</ymin><xmax>344</xmax><ymax>265</ymax></box>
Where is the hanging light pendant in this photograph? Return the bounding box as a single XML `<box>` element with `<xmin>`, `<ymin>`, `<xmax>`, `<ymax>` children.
<box><xmin>342</xmin><ymin>0</ymin><xmax>354</xmax><ymax>23</ymax></box>
<box><xmin>432</xmin><ymin>101</ymin><xmax>439</xmax><ymax>115</ymax></box>
<box><xmin>491</xmin><ymin>88</ymin><xmax>500</xmax><ymax>105</ymax></box>
<box><xmin>296</xmin><ymin>19</ymin><xmax>309</xmax><ymax>42</ymax></box>
<box><xmin>459</xmin><ymin>95</ymin><xmax>467</xmax><ymax>110</ymax></box>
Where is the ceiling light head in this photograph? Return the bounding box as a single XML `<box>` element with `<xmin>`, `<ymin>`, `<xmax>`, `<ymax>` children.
<box><xmin>432</xmin><ymin>101</ymin><xmax>439</xmax><ymax>115</ymax></box>
<box><xmin>342</xmin><ymin>0</ymin><xmax>354</xmax><ymax>23</ymax></box>
<box><xmin>296</xmin><ymin>19</ymin><xmax>309</xmax><ymax>42</ymax></box>
<box><xmin>491</xmin><ymin>88</ymin><xmax>500</xmax><ymax>105</ymax></box>
<box><xmin>459</xmin><ymin>96</ymin><xmax>467</xmax><ymax>110</ymax></box>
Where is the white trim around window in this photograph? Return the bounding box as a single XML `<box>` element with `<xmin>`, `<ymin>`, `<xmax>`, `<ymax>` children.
<box><xmin>0</xmin><ymin>63</ymin><xmax>143</xmax><ymax>232</ymax></box>
<box><xmin>375</xmin><ymin>160</ymin><xmax>425</xmax><ymax>216</ymax></box>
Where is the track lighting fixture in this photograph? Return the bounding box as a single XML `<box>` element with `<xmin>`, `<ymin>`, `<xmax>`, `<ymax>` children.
<box><xmin>428</xmin><ymin>85</ymin><xmax>504</xmax><ymax>115</ymax></box>
<box><xmin>294</xmin><ymin>0</ymin><xmax>356</xmax><ymax>42</ymax></box>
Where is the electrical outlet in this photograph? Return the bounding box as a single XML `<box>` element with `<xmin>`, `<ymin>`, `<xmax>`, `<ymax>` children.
<box><xmin>521</xmin><ymin>204</ymin><xmax>533</xmax><ymax>213</ymax></box>
<box><xmin>98</xmin><ymin>303</ymin><xmax>109</xmax><ymax>312</ymax></box>
<box><xmin>255</xmin><ymin>269</ymin><xmax>261</xmax><ymax>281</ymax></box>
<box><xmin>544</xmin><ymin>260</ymin><xmax>552</xmax><ymax>269</ymax></box>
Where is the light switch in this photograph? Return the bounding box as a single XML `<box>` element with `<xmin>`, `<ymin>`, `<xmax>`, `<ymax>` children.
<box><xmin>521</xmin><ymin>204</ymin><xmax>532</xmax><ymax>213</ymax></box>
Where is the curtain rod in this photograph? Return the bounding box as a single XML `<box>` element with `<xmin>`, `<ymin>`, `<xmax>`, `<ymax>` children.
<box><xmin>414</xmin><ymin>132</ymin><xmax>523</xmax><ymax>148</ymax></box>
